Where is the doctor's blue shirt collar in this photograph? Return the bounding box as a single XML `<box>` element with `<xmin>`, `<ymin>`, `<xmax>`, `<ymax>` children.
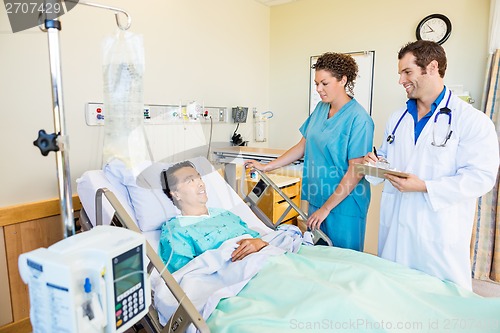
<box><xmin>406</xmin><ymin>86</ymin><xmax>446</xmax><ymax>143</ymax></box>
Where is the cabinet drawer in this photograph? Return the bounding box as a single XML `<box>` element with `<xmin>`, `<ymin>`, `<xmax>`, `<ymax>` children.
<box><xmin>274</xmin><ymin>183</ymin><xmax>300</xmax><ymax>203</ymax></box>
<box><xmin>272</xmin><ymin>195</ymin><xmax>300</xmax><ymax>222</ymax></box>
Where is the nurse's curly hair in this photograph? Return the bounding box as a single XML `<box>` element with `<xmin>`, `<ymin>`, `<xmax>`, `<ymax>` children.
<box><xmin>312</xmin><ymin>52</ymin><xmax>358</xmax><ymax>96</ymax></box>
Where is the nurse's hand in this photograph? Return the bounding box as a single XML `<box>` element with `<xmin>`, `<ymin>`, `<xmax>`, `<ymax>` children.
<box><xmin>307</xmin><ymin>207</ymin><xmax>329</xmax><ymax>230</ymax></box>
<box><xmin>385</xmin><ymin>173</ymin><xmax>427</xmax><ymax>193</ymax></box>
<box><xmin>244</xmin><ymin>160</ymin><xmax>270</xmax><ymax>172</ymax></box>
<box><xmin>231</xmin><ymin>238</ymin><xmax>268</xmax><ymax>261</ymax></box>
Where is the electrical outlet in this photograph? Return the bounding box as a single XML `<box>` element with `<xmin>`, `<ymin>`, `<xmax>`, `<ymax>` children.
<box><xmin>201</xmin><ymin>107</ymin><xmax>229</xmax><ymax>123</ymax></box>
<box><xmin>219</xmin><ymin>108</ymin><xmax>228</xmax><ymax>122</ymax></box>
<box><xmin>85</xmin><ymin>102</ymin><xmax>105</xmax><ymax>126</ymax></box>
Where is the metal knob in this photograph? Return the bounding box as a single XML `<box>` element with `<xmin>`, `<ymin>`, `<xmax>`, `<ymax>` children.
<box><xmin>33</xmin><ymin>129</ymin><xmax>59</xmax><ymax>156</ymax></box>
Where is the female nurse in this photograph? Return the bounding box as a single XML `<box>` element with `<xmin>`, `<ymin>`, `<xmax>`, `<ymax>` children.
<box><xmin>245</xmin><ymin>52</ymin><xmax>374</xmax><ymax>251</ymax></box>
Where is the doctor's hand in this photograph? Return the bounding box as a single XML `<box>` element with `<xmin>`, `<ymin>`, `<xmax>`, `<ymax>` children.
<box><xmin>307</xmin><ymin>207</ymin><xmax>329</xmax><ymax>230</ymax></box>
<box><xmin>231</xmin><ymin>238</ymin><xmax>268</xmax><ymax>262</ymax></box>
<box><xmin>385</xmin><ymin>174</ymin><xmax>427</xmax><ymax>193</ymax></box>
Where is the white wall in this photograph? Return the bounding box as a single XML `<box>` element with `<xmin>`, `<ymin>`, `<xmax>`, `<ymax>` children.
<box><xmin>0</xmin><ymin>0</ymin><xmax>270</xmax><ymax>206</ymax></box>
<box><xmin>268</xmin><ymin>0</ymin><xmax>490</xmax><ymax>253</ymax></box>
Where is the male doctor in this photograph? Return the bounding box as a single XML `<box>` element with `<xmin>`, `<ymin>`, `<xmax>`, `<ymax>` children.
<box><xmin>364</xmin><ymin>40</ymin><xmax>499</xmax><ymax>290</ymax></box>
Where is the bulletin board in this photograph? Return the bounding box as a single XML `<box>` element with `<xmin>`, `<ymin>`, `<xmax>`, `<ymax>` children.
<box><xmin>309</xmin><ymin>51</ymin><xmax>375</xmax><ymax>115</ymax></box>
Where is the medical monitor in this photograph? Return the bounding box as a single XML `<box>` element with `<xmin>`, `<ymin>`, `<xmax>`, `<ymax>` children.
<box><xmin>18</xmin><ymin>225</ymin><xmax>151</xmax><ymax>333</ymax></box>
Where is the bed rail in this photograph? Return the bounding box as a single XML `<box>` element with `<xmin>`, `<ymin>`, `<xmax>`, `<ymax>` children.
<box><xmin>95</xmin><ymin>188</ymin><xmax>210</xmax><ymax>333</ymax></box>
<box><xmin>241</xmin><ymin>169</ymin><xmax>333</xmax><ymax>247</ymax></box>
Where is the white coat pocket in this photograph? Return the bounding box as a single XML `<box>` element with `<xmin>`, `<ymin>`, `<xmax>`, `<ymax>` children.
<box><xmin>425</xmin><ymin>138</ymin><xmax>458</xmax><ymax>177</ymax></box>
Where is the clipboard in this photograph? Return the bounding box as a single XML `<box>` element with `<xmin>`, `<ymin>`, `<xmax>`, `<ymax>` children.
<box><xmin>354</xmin><ymin>163</ymin><xmax>410</xmax><ymax>178</ymax></box>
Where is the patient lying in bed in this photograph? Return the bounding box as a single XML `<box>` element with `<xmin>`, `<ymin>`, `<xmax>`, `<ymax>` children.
<box><xmin>159</xmin><ymin>161</ymin><xmax>269</xmax><ymax>272</ymax></box>
<box><xmin>154</xmin><ymin>161</ymin><xmax>308</xmax><ymax>324</ymax></box>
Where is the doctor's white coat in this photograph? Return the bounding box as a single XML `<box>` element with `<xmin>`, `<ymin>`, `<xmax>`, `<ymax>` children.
<box><xmin>373</xmin><ymin>88</ymin><xmax>499</xmax><ymax>290</ymax></box>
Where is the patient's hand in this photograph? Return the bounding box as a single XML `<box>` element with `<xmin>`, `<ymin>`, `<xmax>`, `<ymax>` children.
<box><xmin>231</xmin><ymin>238</ymin><xmax>268</xmax><ymax>262</ymax></box>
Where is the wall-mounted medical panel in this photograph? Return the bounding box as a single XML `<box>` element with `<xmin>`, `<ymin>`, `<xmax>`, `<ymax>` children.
<box><xmin>85</xmin><ymin>102</ymin><xmax>230</xmax><ymax>126</ymax></box>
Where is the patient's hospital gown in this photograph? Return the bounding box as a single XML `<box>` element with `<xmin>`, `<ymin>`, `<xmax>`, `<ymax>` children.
<box><xmin>158</xmin><ymin>208</ymin><xmax>260</xmax><ymax>272</ymax></box>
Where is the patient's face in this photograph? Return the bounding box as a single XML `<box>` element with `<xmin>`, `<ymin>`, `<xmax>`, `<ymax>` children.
<box><xmin>172</xmin><ymin>167</ymin><xmax>208</xmax><ymax>207</ymax></box>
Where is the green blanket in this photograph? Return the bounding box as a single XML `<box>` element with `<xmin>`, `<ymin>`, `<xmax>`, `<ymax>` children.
<box><xmin>207</xmin><ymin>246</ymin><xmax>500</xmax><ymax>332</ymax></box>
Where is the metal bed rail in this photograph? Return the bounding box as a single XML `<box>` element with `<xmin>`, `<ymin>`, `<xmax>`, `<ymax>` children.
<box><xmin>94</xmin><ymin>188</ymin><xmax>210</xmax><ymax>333</ymax></box>
<box><xmin>241</xmin><ymin>168</ymin><xmax>333</xmax><ymax>246</ymax></box>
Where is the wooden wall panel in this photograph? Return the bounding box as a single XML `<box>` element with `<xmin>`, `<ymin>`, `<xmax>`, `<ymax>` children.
<box><xmin>0</xmin><ymin>228</ymin><xmax>13</xmax><ymax>326</ymax></box>
<box><xmin>4</xmin><ymin>216</ymin><xmax>64</xmax><ymax>321</ymax></box>
<box><xmin>0</xmin><ymin>318</ymin><xmax>31</xmax><ymax>333</ymax></box>
<box><xmin>0</xmin><ymin>195</ymin><xmax>81</xmax><ymax>227</ymax></box>
<box><xmin>0</xmin><ymin>196</ymin><xmax>82</xmax><ymax>331</ymax></box>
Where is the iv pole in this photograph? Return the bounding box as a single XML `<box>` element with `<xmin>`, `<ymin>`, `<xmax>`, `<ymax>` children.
<box><xmin>33</xmin><ymin>1</ymin><xmax>131</xmax><ymax>238</ymax></box>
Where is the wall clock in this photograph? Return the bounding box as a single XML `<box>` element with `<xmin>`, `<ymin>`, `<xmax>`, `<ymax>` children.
<box><xmin>416</xmin><ymin>14</ymin><xmax>452</xmax><ymax>45</ymax></box>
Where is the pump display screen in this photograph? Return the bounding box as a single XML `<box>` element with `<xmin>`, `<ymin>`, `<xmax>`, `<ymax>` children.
<box><xmin>113</xmin><ymin>246</ymin><xmax>143</xmax><ymax>296</ymax></box>
<box><xmin>112</xmin><ymin>245</ymin><xmax>145</xmax><ymax>329</ymax></box>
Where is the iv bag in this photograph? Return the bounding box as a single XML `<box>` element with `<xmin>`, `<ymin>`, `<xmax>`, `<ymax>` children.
<box><xmin>102</xmin><ymin>30</ymin><xmax>151</xmax><ymax>168</ymax></box>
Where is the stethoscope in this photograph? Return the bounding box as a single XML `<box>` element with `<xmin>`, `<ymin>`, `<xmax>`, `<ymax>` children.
<box><xmin>386</xmin><ymin>91</ymin><xmax>453</xmax><ymax>147</ymax></box>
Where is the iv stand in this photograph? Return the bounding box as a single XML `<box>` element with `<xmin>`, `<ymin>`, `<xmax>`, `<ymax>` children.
<box><xmin>33</xmin><ymin>1</ymin><xmax>131</xmax><ymax>238</ymax></box>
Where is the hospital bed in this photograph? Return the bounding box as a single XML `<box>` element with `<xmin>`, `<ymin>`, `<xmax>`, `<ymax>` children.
<box><xmin>77</xmin><ymin>156</ymin><xmax>500</xmax><ymax>333</ymax></box>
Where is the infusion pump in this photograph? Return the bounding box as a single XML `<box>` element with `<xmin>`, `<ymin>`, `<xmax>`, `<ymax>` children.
<box><xmin>18</xmin><ymin>225</ymin><xmax>151</xmax><ymax>333</ymax></box>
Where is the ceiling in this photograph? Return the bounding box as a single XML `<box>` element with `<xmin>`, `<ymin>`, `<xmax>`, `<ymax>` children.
<box><xmin>254</xmin><ymin>0</ymin><xmax>297</xmax><ymax>6</ymax></box>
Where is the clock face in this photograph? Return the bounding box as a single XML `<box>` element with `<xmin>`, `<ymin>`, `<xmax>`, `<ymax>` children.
<box><xmin>416</xmin><ymin>14</ymin><xmax>452</xmax><ymax>45</ymax></box>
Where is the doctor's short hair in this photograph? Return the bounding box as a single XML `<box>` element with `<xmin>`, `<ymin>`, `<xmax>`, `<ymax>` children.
<box><xmin>312</xmin><ymin>52</ymin><xmax>358</xmax><ymax>96</ymax></box>
<box><xmin>161</xmin><ymin>161</ymin><xmax>196</xmax><ymax>202</ymax></box>
<box><xmin>398</xmin><ymin>40</ymin><xmax>447</xmax><ymax>78</ymax></box>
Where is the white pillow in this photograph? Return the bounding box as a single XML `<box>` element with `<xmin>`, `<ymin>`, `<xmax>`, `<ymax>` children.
<box><xmin>104</xmin><ymin>159</ymin><xmax>179</xmax><ymax>231</ymax></box>
<box><xmin>76</xmin><ymin>168</ymin><xmax>136</xmax><ymax>227</ymax></box>
<box><xmin>132</xmin><ymin>162</ymin><xmax>180</xmax><ymax>231</ymax></box>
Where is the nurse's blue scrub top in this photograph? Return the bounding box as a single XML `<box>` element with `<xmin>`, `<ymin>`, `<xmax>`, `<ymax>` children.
<box><xmin>299</xmin><ymin>99</ymin><xmax>374</xmax><ymax>217</ymax></box>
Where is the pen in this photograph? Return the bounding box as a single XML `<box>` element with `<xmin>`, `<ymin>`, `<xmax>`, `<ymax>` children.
<box><xmin>373</xmin><ymin>146</ymin><xmax>378</xmax><ymax>157</ymax></box>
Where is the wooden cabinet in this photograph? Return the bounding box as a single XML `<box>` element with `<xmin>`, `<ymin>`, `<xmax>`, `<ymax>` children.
<box><xmin>244</xmin><ymin>174</ymin><xmax>301</xmax><ymax>226</ymax></box>
<box><xmin>0</xmin><ymin>196</ymin><xmax>81</xmax><ymax>333</ymax></box>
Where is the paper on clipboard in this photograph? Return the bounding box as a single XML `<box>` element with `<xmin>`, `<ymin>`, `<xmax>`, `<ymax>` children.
<box><xmin>354</xmin><ymin>163</ymin><xmax>410</xmax><ymax>178</ymax></box>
